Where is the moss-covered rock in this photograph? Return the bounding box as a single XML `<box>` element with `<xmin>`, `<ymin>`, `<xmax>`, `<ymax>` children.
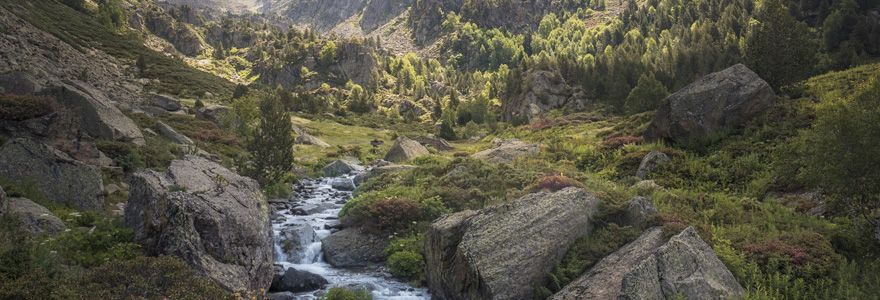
<box><xmin>425</xmin><ymin>187</ymin><xmax>599</xmax><ymax>300</ymax></box>
<box><xmin>471</xmin><ymin>138</ymin><xmax>540</xmax><ymax>164</ymax></box>
<box><xmin>124</xmin><ymin>155</ymin><xmax>273</xmax><ymax>293</ymax></box>
<box><xmin>4</xmin><ymin>197</ymin><xmax>66</xmax><ymax>235</ymax></box>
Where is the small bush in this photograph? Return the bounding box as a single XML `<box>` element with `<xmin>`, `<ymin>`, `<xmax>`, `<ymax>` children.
<box><xmin>741</xmin><ymin>231</ymin><xmax>840</xmax><ymax>279</ymax></box>
<box><xmin>318</xmin><ymin>287</ymin><xmax>372</xmax><ymax>300</ymax></box>
<box><xmin>0</xmin><ymin>95</ymin><xmax>57</xmax><ymax>121</ymax></box>
<box><xmin>527</xmin><ymin>174</ymin><xmax>583</xmax><ymax>193</ymax></box>
<box><xmin>599</xmin><ymin>136</ymin><xmax>643</xmax><ymax>149</ymax></box>
<box><xmin>387</xmin><ymin>250</ymin><xmax>425</xmax><ymax>281</ymax></box>
<box><xmin>348</xmin><ymin>198</ymin><xmax>420</xmax><ymax>231</ymax></box>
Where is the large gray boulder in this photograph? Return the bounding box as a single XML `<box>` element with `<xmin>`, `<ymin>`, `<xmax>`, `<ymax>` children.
<box><xmin>471</xmin><ymin>139</ymin><xmax>540</xmax><ymax>164</ymax></box>
<box><xmin>644</xmin><ymin>64</ymin><xmax>776</xmax><ymax>143</ymax></box>
<box><xmin>0</xmin><ymin>138</ymin><xmax>104</xmax><ymax>211</ymax></box>
<box><xmin>550</xmin><ymin>227</ymin><xmax>745</xmax><ymax>300</ymax></box>
<box><xmin>40</xmin><ymin>81</ymin><xmax>145</xmax><ymax>146</ymax></box>
<box><xmin>150</xmin><ymin>94</ymin><xmax>182</xmax><ymax>111</ymax></box>
<box><xmin>426</xmin><ymin>187</ymin><xmax>600</xmax><ymax>300</ymax></box>
<box><xmin>322</xmin><ymin>157</ymin><xmax>364</xmax><ymax>177</ymax></box>
<box><xmin>503</xmin><ymin>69</ymin><xmax>575</xmax><ymax>122</ymax></box>
<box><xmin>321</xmin><ymin>228</ymin><xmax>388</xmax><ymax>267</ymax></box>
<box><xmin>636</xmin><ymin>151</ymin><xmax>671</xmax><ymax>179</ymax></box>
<box><xmin>3</xmin><ymin>197</ymin><xmax>66</xmax><ymax>235</ymax></box>
<box><xmin>384</xmin><ymin>136</ymin><xmax>430</xmax><ymax>163</ymax></box>
<box><xmin>353</xmin><ymin>164</ymin><xmax>417</xmax><ymax>186</ymax></box>
<box><xmin>124</xmin><ymin>155</ymin><xmax>274</xmax><ymax>293</ymax></box>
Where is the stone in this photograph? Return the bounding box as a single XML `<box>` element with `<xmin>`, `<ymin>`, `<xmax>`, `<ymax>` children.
<box><xmin>426</xmin><ymin>187</ymin><xmax>600</xmax><ymax>300</ymax></box>
<box><xmin>0</xmin><ymin>138</ymin><xmax>104</xmax><ymax>211</ymax></box>
<box><xmin>322</xmin><ymin>157</ymin><xmax>364</xmax><ymax>177</ymax></box>
<box><xmin>141</xmin><ymin>106</ymin><xmax>170</xmax><ymax>117</ymax></box>
<box><xmin>278</xmin><ymin>223</ymin><xmax>317</xmax><ymax>263</ymax></box>
<box><xmin>39</xmin><ymin>81</ymin><xmax>145</xmax><ymax>146</ymax></box>
<box><xmin>636</xmin><ymin>151</ymin><xmax>671</xmax><ymax>179</ymax></box>
<box><xmin>0</xmin><ymin>111</ymin><xmax>103</xmax><ymax>165</ymax></box>
<box><xmin>617</xmin><ymin>196</ymin><xmax>660</xmax><ymax>229</ymax></box>
<box><xmin>445</xmin><ymin>165</ymin><xmax>468</xmax><ymax>177</ymax></box>
<box><xmin>321</xmin><ymin>228</ymin><xmax>388</xmax><ymax>267</ymax></box>
<box><xmin>150</xmin><ymin>94</ymin><xmax>182</xmax><ymax>111</ymax></box>
<box><xmin>196</xmin><ymin>105</ymin><xmax>231</xmax><ymax>126</ymax></box>
<box><xmin>331</xmin><ymin>177</ymin><xmax>356</xmax><ymax>191</ymax></box>
<box><xmin>105</xmin><ymin>184</ymin><xmax>121</xmax><ymax>195</ymax></box>
<box><xmin>471</xmin><ymin>139</ymin><xmax>540</xmax><ymax>164</ymax></box>
<box><xmin>617</xmin><ymin>227</ymin><xmax>746</xmax><ymax>299</ymax></box>
<box><xmin>549</xmin><ymin>228</ymin><xmax>667</xmax><ymax>300</ymax></box>
<box><xmin>156</xmin><ymin>121</ymin><xmax>195</xmax><ymax>146</ymax></box>
<box><xmin>353</xmin><ymin>164</ymin><xmax>417</xmax><ymax>185</ymax></box>
<box><xmin>3</xmin><ymin>197</ymin><xmax>66</xmax><ymax>235</ymax></box>
<box><xmin>384</xmin><ymin>136</ymin><xmax>430</xmax><ymax>163</ymax></box>
<box><xmin>0</xmin><ymin>186</ymin><xmax>6</xmax><ymax>216</ymax></box>
<box><xmin>296</xmin><ymin>132</ymin><xmax>330</xmax><ymax>148</ymax></box>
<box><xmin>643</xmin><ymin>64</ymin><xmax>776</xmax><ymax>143</ymax></box>
<box><xmin>412</xmin><ymin>136</ymin><xmax>455</xmax><ymax>151</ymax></box>
<box><xmin>269</xmin><ymin>267</ymin><xmax>328</xmax><ymax>293</ymax></box>
<box><xmin>124</xmin><ymin>155</ymin><xmax>273</xmax><ymax>292</ymax></box>
<box><xmin>503</xmin><ymin>69</ymin><xmax>573</xmax><ymax>122</ymax></box>
<box><xmin>551</xmin><ymin>227</ymin><xmax>745</xmax><ymax>300</ymax></box>
<box><xmin>0</xmin><ymin>70</ymin><xmax>42</xmax><ymax>95</ymax></box>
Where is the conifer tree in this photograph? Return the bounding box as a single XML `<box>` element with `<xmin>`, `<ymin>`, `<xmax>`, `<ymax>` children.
<box><xmin>248</xmin><ymin>93</ymin><xmax>294</xmax><ymax>185</ymax></box>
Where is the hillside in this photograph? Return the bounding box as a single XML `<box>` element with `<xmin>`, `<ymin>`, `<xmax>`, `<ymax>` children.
<box><xmin>0</xmin><ymin>0</ymin><xmax>879</xmax><ymax>299</ymax></box>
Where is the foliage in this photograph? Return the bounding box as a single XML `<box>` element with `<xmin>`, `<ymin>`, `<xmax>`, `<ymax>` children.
<box><xmin>347</xmin><ymin>197</ymin><xmax>420</xmax><ymax>232</ymax></box>
<box><xmin>97</xmin><ymin>0</ymin><xmax>127</xmax><ymax>30</ymax></box>
<box><xmin>320</xmin><ymin>41</ymin><xmax>338</xmax><ymax>66</ymax></box>
<box><xmin>527</xmin><ymin>174</ymin><xmax>584</xmax><ymax>193</ymax></box>
<box><xmin>742</xmin><ymin>0</ymin><xmax>817</xmax><ymax>88</ymax></box>
<box><xmin>317</xmin><ymin>287</ymin><xmax>372</xmax><ymax>300</ymax></box>
<box><xmin>248</xmin><ymin>93</ymin><xmax>295</xmax><ymax>185</ymax></box>
<box><xmin>790</xmin><ymin>76</ymin><xmax>880</xmax><ymax>241</ymax></box>
<box><xmin>387</xmin><ymin>251</ymin><xmax>425</xmax><ymax>281</ymax></box>
<box><xmin>624</xmin><ymin>73</ymin><xmax>668</xmax><ymax>114</ymax></box>
<box><xmin>0</xmin><ymin>94</ymin><xmax>57</xmax><ymax>121</ymax></box>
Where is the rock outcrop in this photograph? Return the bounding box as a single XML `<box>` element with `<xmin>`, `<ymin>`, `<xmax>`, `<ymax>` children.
<box><xmin>359</xmin><ymin>0</ymin><xmax>411</xmax><ymax>32</ymax></box>
<box><xmin>125</xmin><ymin>155</ymin><xmax>273</xmax><ymax>292</ymax></box>
<box><xmin>0</xmin><ymin>111</ymin><xmax>103</xmax><ymax>165</ymax></box>
<box><xmin>643</xmin><ymin>64</ymin><xmax>776</xmax><ymax>143</ymax></box>
<box><xmin>3</xmin><ymin>197</ymin><xmax>66</xmax><ymax>235</ymax></box>
<box><xmin>384</xmin><ymin>136</ymin><xmax>430</xmax><ymax>162</ymax></box>
<box><xmin>0</xmin><ymin>138</ymin><xmax>104</xmax><ymax>211</ymax></box>
<box><xmin>426</xmin><ymin>187</ymin><xmax>600</xmax><ymax>300</ymax></box>
<box><xmin>196</xmin><ymin>104</ymin><xmax>231</xmax><ymax>126</ymax></box>
<box><xmin>322</xmin><ymin>157</ymin><xmax>364</xmax><ymax>177</ymax></box>
<box><xmin>40</xmin><ymin>81</ymin><xmax>145</xmax><ymax>146</ymax></box>
<box><xmin>0</xmin><ymin>70</ymin><xmax>42</xmax><ymax>95</ymax></box>
<box><xmin>551</xmin><ymin>227</ymin><xmax>745</xmax><ymax>300</ymax></box>
<box><xmin>156</xmin><ymin>121</ymin><xmax>195</xmax><ymax>146</ymax></box>
<box><xmin>636</xmin><ymin>151</ymin><xmax>671</xmax><ymax>179</ymax></box>
<box><xmin>321</xmin><ymin>228</ymin><xmax>388</xmax><ymax>267</ymax></box>
<box><xmin>140</xmin><ymin>6</ymin><xmax>207</xmax><ymax>56</ymax></box>
<box><xmin>269</xmin><ymin>267</ymin><xmax>328</xmax><ymax>293</ymax></box>
<box><xmin>471</xmin><ymin>139</ymin><xmax>540</xmax><ymax>164</ymax></box>
<box><xmin>412</xmin><ymin>136</ymin><xmax>455</xmax><ymax>151</ymax></box>
<box><xmin>503</xmin><ymin>69</ymin><xmax>583</xmax><ymax>122</ymax></box>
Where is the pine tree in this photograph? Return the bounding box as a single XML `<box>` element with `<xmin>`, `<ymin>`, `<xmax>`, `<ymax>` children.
<box><xmin>136</xmin><ymin>55</ymin><xmax>147</xmax><ymax>74</ymax></box>
<box><xmin>742</xmin><ymin>0</ymin><xmax>816</xmax><ymax>88</ymax></box>
<box><xmin>248</xmin><ymin>94</ymin><xmax>294</xmax><ymax>185</ymax></box>
<box><xmin>624</xmin><ymin>73</ymin><xmax>669</xmax><ymax>114</ymax></box>
<box><xmin>213</xmin><ymin>43</ymin><xmax>226</xmax><ymax>60</ymax></box>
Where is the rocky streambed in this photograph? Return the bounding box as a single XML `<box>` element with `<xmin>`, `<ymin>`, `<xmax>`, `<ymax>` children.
<box><xmin>267</xmin><ymin>174</ymin><xmax>430</xmax><ymax>299</ymax></box>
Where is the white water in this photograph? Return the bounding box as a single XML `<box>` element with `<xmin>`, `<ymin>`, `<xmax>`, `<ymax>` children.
<box><xmin>271</xmin><ymin>175</ymin><xmax>430</xmax><ymax>299</ymax></box>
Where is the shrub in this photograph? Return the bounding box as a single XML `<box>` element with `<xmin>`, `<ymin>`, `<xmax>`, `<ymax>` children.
<box><xmin>50</xmin><ymin>217</ymin><xmax>141</xmax><ymax>268</ymax></box>
<box><xmin>387</xmin><ymin>251</ymin><xmax>425</xmax><ymax>281</ymax></box>
<box><xmin>349</xmin><ymin>198</ymin><xmax>420</xmax><ymax>231</ymax></box>
<box><xmin>527</xmin><ymin>174</ymin><xmax>583</xmax><ymax>193</ymax></box>
<box><xmin>0</xmin><ymin>94</ymin><xmax>57</xmax><ymax>121</ymax></box>
<box><xmin>741</xmin><ymin>231</ymin><xmax>840</xmax><ymax>279</ymax></box>
<box><xmin>318</xmin><ymin>287</ymin><xmax>372</xmax><ymax>300</ymax></box>
<box><xmin>383</xmin><ymin>234</ymin><xmax>424</xmax><ymax>257</ymax></box>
